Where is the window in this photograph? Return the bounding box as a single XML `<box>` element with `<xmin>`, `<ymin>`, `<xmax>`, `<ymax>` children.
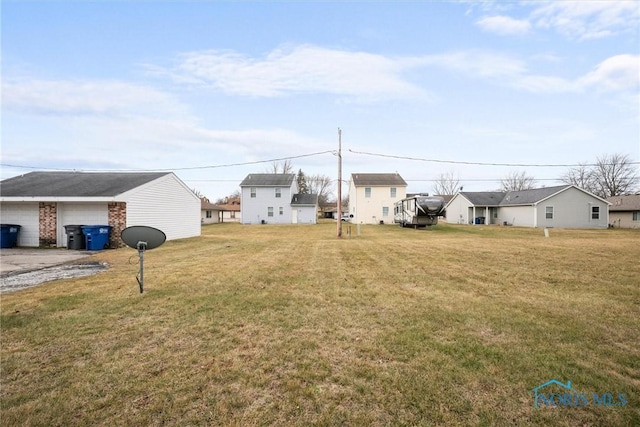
<box><xmin>250</xmin><ymin>188</ymin><xmax>256</xmax><ymax>198</ymax></box>
<box><xmin>545</xmin><ymin>206</ymin><xmax>553</xmax><ymax>219</ymax></box>
<box><xmin>390</xmin><ymin>187</ymin><xmax>397</xmax><ymax>198</ymax></box>
<box><xmin>268</xmin><ymin>207</ymin><xmax>274</xmax><ymax>217</ymax></box>
<box><xmin>382</xmin><ymin>207</ymin><xmax>389</xmax><ymax>217</ymax></box>
<box><xmin>633</xmin><ymin>211</ymin><xmax>640</xmax><ymax>221</ymax></box>
<box><xmin>591</xmin><ymin>206</ymin><xmax>600</xmax><ymax>220</ymax></box>
<box><xmin>230</xmin><ymin>211</ymin><xmax>236</xmax><ymax>219</ymax></box>
<box><xmin>279</xmin><ymin>207</ymin><xmax>284</xmax><ymax>215</ymax></box>
<box><xmin>206</xmin><ymin>210</ymin><xmax>212</xmax><ymax>218</ymax></box>
<box><xmin>365</xmin><ymin>187</ymin><xmax>371</xmax><ymax>198</ymax></box>
<box><xmin>275</xmin><ymin>188</ymin><xmax>281</xmax><ymax>198</ymax></box>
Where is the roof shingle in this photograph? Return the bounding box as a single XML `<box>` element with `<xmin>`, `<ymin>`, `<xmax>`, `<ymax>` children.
<box><xmin>351</xmin><ymin>173</ymin><xmax>407</xmax><ymax>186</ymax></box>
<box><xmin>0</xmin><ymin>172</ymin><xmax>170</xmax><ymax>197</ymax></box>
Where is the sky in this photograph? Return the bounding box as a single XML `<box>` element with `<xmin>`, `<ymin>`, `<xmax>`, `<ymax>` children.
<box><xmin>2</xmin><ymin>0</ymin><xmax>639</xmax><ymax>201</ymax></box>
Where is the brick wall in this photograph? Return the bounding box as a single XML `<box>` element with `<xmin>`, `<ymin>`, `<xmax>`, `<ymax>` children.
<box><xmin>108</xmin><ymin>202</ymin><xmax>127</xmax><ymax>248</ymax></box>
<box><xmin>39</xmin><ymin>202</ymin><xmax>57</xmax><ymax>247</ymax></box>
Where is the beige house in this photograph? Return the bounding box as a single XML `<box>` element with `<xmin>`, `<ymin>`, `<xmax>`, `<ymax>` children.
<box><xmin>348</xmin><ymin>173</ymin><xmax>407</xmax><ymax>224</ymax></box>
<box><xmin>607</xmin><ymin>194</ymin><xmax>640</xmax><ymax>228</ymax></box>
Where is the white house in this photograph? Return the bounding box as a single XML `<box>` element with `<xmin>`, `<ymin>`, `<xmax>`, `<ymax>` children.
<box><xmin>444</xmin><ymin>185</ymin><xmax>610</xmax><ymax>228</ymax></box>
<box><xmin>240</xmin><ymin>173</ymin><xmax>318</xmax><ymax>224</ymax></box>
<box><xmin>201</xmin><ymin>199</ymin><xmax>221</xmax><ymax>225</ymax></box>
<box><xmin>348</xmin><ymin>173</ymin><xmax>407</xmax><ymax>224</ymax></box>
<box><xmin>0</xmin><ymin>171</ymin><xmax>201</xmax><ymax>247</ymax></box>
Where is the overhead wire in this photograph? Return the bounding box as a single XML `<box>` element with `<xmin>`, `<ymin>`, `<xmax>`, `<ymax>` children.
<box><xmin>347</xmin><ymin>149</ymin><xmax>640</xmax><ymax>167</ymax></box>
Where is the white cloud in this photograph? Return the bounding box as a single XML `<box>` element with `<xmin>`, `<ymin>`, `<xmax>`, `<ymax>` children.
<box><xmin>421</xmin><ymin>50</ymin><xmax>639</xmax><ymax>96</ymax></box>
<box><xmin>532</xmin><ymin>1</ymin><xmax>640</xmax><ymax>40</ymax></box>
<box><xmin>151</xmin><ymin>44</ymin><xmax>428</xmax><ymax>101</ymax></box>
<box><xmin>2</xmin><ymin>78</ymin><xmax>190</xmax><ymax>118</ymax></box>
<box><xmin>476</xmin><ymin>15</ymin><xmax>532</xmax><ymax>35</ymax></box>
<box><xmin>473</xmin><ymin>1</ymin><xmax>639</xmax><ymax>41</ymax></box>
<box><xmin>578</xmin><ymin>54</ymin><xmax>640</xmax><ymax>92</ymax></box>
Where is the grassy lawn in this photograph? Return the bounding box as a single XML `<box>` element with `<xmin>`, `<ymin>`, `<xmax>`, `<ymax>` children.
<box><xmin>1</xmin><ymin>222</ymin><xmax>638</xmax><ymax>426</ymax></box>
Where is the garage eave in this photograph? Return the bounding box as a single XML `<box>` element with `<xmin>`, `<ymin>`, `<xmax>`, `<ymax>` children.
<box><xmin>0</xmin><ymin>197</ymin><xmax>119</xmax><ymax>203</ymax></box>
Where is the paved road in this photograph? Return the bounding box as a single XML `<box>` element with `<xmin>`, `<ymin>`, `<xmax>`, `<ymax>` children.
<box><xmin>0</xmin><ymin>248</ymin><xmax>93</xmax><ymax>275</ymax></box>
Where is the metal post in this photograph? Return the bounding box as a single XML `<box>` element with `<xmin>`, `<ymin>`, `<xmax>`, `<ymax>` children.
<box><xmin>137</xmin><ymin>242</ymin><xmax>146</xmax><ymax>293</ymax></box>
<box><xmin>337</xmin><ymin>128</ymin><xmax>343</xmax><ymax>238</ymax></box>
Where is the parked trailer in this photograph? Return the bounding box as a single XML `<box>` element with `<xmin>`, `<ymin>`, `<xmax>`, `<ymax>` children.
<box><xmin>394</xmin><ymin>195</ymin><xmax>446</xmax><ymax>227</ymax></box>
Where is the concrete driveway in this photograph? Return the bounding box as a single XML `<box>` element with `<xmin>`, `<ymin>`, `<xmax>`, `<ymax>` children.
<box><xmin>0</xmin><ymin>248</ymin><xmax>107</xmax><ymax>293</ymax></box>
<box><xmin>0</xmin><ymin>248</ymin><xmax>93</xmax><ymax>275</ymax></box>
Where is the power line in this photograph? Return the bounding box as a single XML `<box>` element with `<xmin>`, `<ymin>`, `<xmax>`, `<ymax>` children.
<box><xmin>348</xmin><ymin>149</ymin><xmax>640</xmax><ymax>167</ymax></box>
<box><xmin>0</xmin><ymin>150</ymin><xmax>335</xmax><ymax>173</ymax></box>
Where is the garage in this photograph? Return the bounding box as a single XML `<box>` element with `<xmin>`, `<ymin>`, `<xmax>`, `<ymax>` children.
<box><xmin>0</xmin><ymin>202</ymin><xmax>39</xmax><ymax>247</ymax></box>
<box><xmin>57</xmin><ymin>203</ymin><xmax>109</xmax><ymax>248</ymax></box>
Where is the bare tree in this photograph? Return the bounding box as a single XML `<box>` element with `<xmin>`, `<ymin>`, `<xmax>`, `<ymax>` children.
<box><xmin>307</xmin><ymin>174</ymin><xmax>334</xmax><ymax>207</ymax></box>
<box><xmin>266</xmin><ymin>160</ymin><xmax>293</xmax><ymax>174</ymax></box>
<box><xmin>592</xmin><ymin>153</ymin><xmax>639</xmax><ymax>198</ymax></box>
<box><xmin>432</xmin><ymin>171</ymin><xmax>461</xmax><ymax>195</ymax></box>
<box><xmin>560</xmin><ymin>153</ymin><xmax>639</xmax><ymax>198</ymax></box>
<box><xmin>560</xmin><ymin>163</ymin><xmax>598</xmax><ymax>194</ymax></box>
<box><xmin>500</xmin><ymin>170</ymin><xmax>536</xmax><ymax>191</ymax></box>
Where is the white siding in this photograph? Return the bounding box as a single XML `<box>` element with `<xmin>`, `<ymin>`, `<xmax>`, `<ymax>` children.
<box><xmin>0</xmin><ymin>202</ymin><xmax>39</xmax><ymax>247</ymax></box>
<box><xmin>349</xmin><ymin>183</ymin><xmax>406</xmax><ymax>224</ymax></box>
<box><xmin>122</xmin><ymin>174</ymin><xmax>201</xmax><ymax>241</ymax></box>
<box><xmin>443</xmin><ymin>194</ymin><xmax>473</xmax><ymax>224</ymax></box>
<box><xmin>293</xmin><ymin>206</ymin><xmax>317</xmax><ymax>224</ymax></box>
<box><xmin>241</xmin><ymin>181</ymin><xmax>296</xmax><ymax>224</ymax></box>
<box><xmin>201</xmin><ymin>209</ymin><xmax>220</xmax><ymax>225</ymax></box>
<box><xmin>499</xmin><ymin>206</ymin><xmax>535</xmax><ymax>228</ymax></box>
<box><xmin>57</xmin><ymin>202</ymin><xmax>109</xmax><ymax>247</ymax></box>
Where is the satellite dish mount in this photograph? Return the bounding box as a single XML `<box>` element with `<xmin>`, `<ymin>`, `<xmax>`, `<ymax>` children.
<box><xmin>121</xmin><ymin>226</ymin><xmax>166</xmax><ymax>293</ymax></box>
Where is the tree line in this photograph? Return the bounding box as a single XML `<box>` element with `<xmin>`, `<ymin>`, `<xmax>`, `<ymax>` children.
<box><xmin>433</xmin><ymin>153</ymin><xmax>638</xmax><ymax>199</ymax></box>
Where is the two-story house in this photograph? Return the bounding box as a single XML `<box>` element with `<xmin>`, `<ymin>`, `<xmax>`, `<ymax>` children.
<box><xmin>348</xmin><ymin>173</ymin><xmax>407</xmax><ymax>224</ymax></box>
<box><xmin>240</xmin><ymin>174</ymin><xmax>318</xmax><ymax>224</ymax></box>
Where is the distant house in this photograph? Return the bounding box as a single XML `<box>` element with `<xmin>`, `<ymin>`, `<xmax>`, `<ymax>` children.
<box><xmin>201</xmin><ymin>198</ymin><xmax>221</xmax><ymax>225</ymax></box>
<box><xmin>216</xmin><ymin>196</ymin><xmax>241</xmax><ymax>222</ymax></box>
<box><xmin>607</xmin><ymin>194</ymin><xmax>640</xmax><ymax>228</ymax></box>
<box><xmin>348</xmin><ymin>173</ymin><xmax>407</xmax><ymax>224</ymax></box>
<box><xmin>239</xmin><ymin>173</ymin><xmax>318</xmax><ymax>224</ymax></box>
<box><xmin>0</xmin><ymin>171</ymin><xmax>201</xmax><ymax>247</ymax></box>
<box><xmin>444</xmin><ymin>185</ymin><xmax>610</xmax><ymax>228</ymax></box>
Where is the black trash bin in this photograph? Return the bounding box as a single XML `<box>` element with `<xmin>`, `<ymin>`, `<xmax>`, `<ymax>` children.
<box><xmin>64</xmin><ymin>225</ymin><xmax>86</xmax><ymax>250</ymax></box>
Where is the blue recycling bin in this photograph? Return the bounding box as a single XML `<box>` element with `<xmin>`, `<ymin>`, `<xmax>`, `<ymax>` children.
<box><xmin>0</xmin><ymin>224</ymin><xmax>22</xmax><ymax>248</ymax></box>
<box><xmin>81</xmin><ymin>225</ymin><xmax>112</xmax><ymax>251</ymax></box>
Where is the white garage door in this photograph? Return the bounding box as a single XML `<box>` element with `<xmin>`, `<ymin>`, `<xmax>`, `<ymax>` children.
<box><xmin>0</xmin><ymin>202</ymin><xmax>40</xmax><ymax>247</ymax></box>
<box><xmin>58</xmin><ymin>203</ymin><xmax>109</xmax><ymax>248</ymax></box>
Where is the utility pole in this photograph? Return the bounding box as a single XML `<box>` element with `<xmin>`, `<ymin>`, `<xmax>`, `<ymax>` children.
<box><xmin>337</xmin><ymin>128</ymin><xmax>342</xmax><ymax>238</ymax></box>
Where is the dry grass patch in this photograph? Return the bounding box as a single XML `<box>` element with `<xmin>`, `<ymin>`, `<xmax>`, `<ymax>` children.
<box><xmin>1</xmin><ymin>222</ymin><xmax>639</xmax><ymax>425</ymax></box>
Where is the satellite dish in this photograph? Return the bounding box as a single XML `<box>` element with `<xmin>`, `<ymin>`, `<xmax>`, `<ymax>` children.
<box><xmin>120</xmin><ymin>226</ymin><xmax>166</xmax><ymax>293</ymax></box>
<box><xmin>121</xmin><ymin>226</ymin><xmax>166</xmax><ymax>250</ymax></box>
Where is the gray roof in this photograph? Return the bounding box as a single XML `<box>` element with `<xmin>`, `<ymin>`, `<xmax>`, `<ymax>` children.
<box><xmin>351</xmin><ymin>173</ymin><xmax>407</xmax><ymax>186</ymax></box>
<box><xmin>459</xmin><ymin>191</ymin><xmax>505</xmax><ymax>206</ymax></box>
<box><xmin>0</xmin><ymin>171</ymin><xmax>170</xmax><ymax>197</ymax></box>
<box><xmin>240</xmin><ymin>173</ymin><xmax>295</xmax><ymax>187</ymax></box>
<box><xmin>607</xmin><ymin>194</ymin><xmax>640</xmax><ymax>211</ymax></box>
<box><xmin>501</xmin><ymin>185</ymin><xmax>571</xmax><ymax>205</ymax></box>
<box><xmin>291</xmin><ymin>193</ymin><xmax>318</xmax><ymax>205</ymax></box>
<box><xmin>458</xmin><ymin>185</ymin><xmax>582</xmax><ymax>207</ymax></box>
